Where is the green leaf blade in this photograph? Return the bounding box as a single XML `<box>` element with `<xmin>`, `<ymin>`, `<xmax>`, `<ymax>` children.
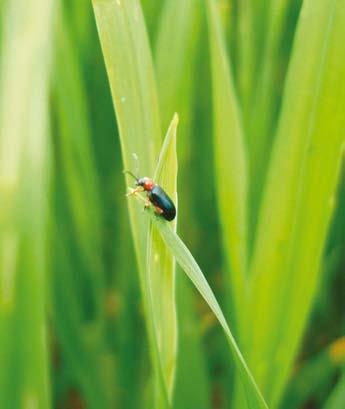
<box><xmin>154</xmin><ymin>2</ymin><xmax>210</xmax><ymax>405</ymax></box>
<box><xmin>150</xmin><ymin>216</ymin><xmax>267</xmax><ymax>409</ymax></box>
<box><xmin>246</xmin><ymin>0</ymin><xmax>345</xmax><ymax>406</ymax></box>
<box><xmin>92</xmin><ymin>0</ymin><xmax>161</xmax><ymax>269</ymax></box>
<box><xmin>92</xmin><ymin>1</ymin><xmax>178</xmax><ymax>407</ymax></box>
<box><xmin>50</xmin><ymin>7</ymin><xmax>110</xmax><ymax>406</ymax></box>
<box><xmin>148</xmin><ymin>114</ymin><xmax>179</xmax><ymax>401</ymax></box>
<box><xmin>206</xmin><ymin>0</ymin><xmax>248</xmax><ymax>334</ymax></box>
<box><xmin>0</xmin><ymin>0</ymin><xmax>54</xmax><ymax>406</ymax></box>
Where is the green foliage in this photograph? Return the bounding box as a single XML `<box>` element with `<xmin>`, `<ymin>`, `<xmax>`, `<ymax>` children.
<box><xmin>246</xmin><ymin>1</ymin><xmax>345</xmax><ymax>406</ymax></box>
<box><xmin>147</xmin><ymin>114</ymin><xmax>179</xmax><ymax>404</ymax></box>
<box><xmin>0</xmin><ymin>0</ymin><xmax>344</xmax><ymax>408</ymax></box>
<box><xmin>206</xmin><ymin>0</ymin><xmax>248</xmax><ymax>338</ymax></box>
<box><xmin>0</xmin><ymin>0</ymin><xmax>53</xmax><ymax>406</ymax></box>
<box><xmin>150</xmin><ymin>213</ymin><xmax>267</xmax><ymax>408</ymax></box>
<box><xmin>323</xmin><ymin>370</ymin><xmax>345</xmax><ymax>409</ymax></box>
<box><xmin>282</xmin><ymin>337</ymin><xmax>345</xmax><ymax>409</ymax></box>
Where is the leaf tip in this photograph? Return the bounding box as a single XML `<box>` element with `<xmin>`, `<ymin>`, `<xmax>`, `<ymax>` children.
<box><xmin>172</xmin><ymin>112</ymin><xmax>179</xmax><ymax>125</ymax></box>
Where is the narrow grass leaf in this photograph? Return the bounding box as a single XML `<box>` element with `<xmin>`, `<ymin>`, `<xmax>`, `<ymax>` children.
<box><xmin>247</xmin><ymin>0</ymin><xmax>345</xmax><ymax>406</ymax></box>
<box><xmin>91</xmin><ymin>0</ymin><xmax>160</xmax><ymax>269</ymax></box>
<box><xmin>154</xmin><ymin>4</ymin><xmax>210</xmax><ymax>405</ymax></box>
<box><xmin>147</xmin><ymin>114</ymin><xmax>179</xmax><ymax>402</ymax></box>
<box><xmin>0</xmin><ymin>0</ymin><xmax>54</xmax><ymax>406</ymax></box>
<box><xmin>235</xmin><ymin>0</ymin><xmax>255</xmax><ymax>115</ymax></box>
<box><xmin>91</xmin><ymin>1</ymin><xmax>173</xmax><ymax>406</ymax></box>
<box><xmin>173</xmin><ymin>273</ymin><xmax>211</xmax><ymax>409</ymax></box>
<box><xmin>53</xmin><ymin>6</ymin><xmax>105</xmax><ymax>324</ymax></box>
<box><xmin>50</xmin><ymin>7</ymin><xmax>110</xmax><ymax>407</ymax></box>
<box><xmin>247</xmin><ymin>0</ymin><xmax>296</xmax><ymax>239</ymax></box>
<box><xmin>206</xmin><ymin>0</ymin><xmax>248</xmax><ymax>334</ymax></box>
<box><xmin>155</xmin><ymin>0</ymin><xmax>201</xmax><ymax>133</ymax></box>
<box><xmin>148</xmin><ymin>215</ymin><xmax>267</xmax><ymax>409</ymax></box>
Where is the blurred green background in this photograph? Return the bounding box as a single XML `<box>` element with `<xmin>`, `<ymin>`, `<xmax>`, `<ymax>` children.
<box><xmin>0</xmin><ymin>0</ymin><xmax>344</xmax><ymax>408</ymax></box>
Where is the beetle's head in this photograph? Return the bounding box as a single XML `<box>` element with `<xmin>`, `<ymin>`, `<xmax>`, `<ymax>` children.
<box><xmin>136</xmin><ymin>177</ymin><xmax>154</xmax><ymax>191</ymax></box>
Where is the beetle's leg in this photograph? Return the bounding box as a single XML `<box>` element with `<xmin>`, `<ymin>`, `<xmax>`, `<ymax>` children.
<box><xmin>154</xmin><ymin>206</ymin><xmax>164</xmax><ymax>215</ymax></box>
<box><xmin>139</xmin><ymin>192</ymin><xmax>150</xmax><ymax>211</ymax></box>
<box><xmin>126</xmin><ymin>186</ymin><xmax>144</xmax><ymax>196</ymax></box>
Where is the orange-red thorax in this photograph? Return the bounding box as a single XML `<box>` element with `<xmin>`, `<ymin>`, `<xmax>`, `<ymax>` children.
<box><xmin>143</xmin><ymin>179</ymin><xmax>154</xmax><ymax>191</ymax></box>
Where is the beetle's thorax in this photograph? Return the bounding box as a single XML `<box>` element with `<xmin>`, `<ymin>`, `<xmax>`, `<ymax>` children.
<box><xmin>137</xmin><ymin>177</ymin><xmax>155</xmax><ymax>191</ymax></box>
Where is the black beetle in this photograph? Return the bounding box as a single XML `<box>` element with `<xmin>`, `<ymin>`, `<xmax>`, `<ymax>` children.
<box><xmin>125</xmin><ymin>171</ymin><xmax>176</xmax><ymax>221</ymax></box>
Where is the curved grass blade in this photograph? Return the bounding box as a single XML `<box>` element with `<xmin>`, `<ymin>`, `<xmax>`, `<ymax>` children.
<box><xmin>247</xmin><ymin>0</ymin><xmax>297</xmax><ymax>240</ymax></box>
<box><xmin>50</xmin><ymin>7</ymin><xmax>110</xmax><ymax>407</ymax></box>
<box><xmin>154</xmin><ymin>4</ymin><xmax>210</xmax><ymax>405</ymax></box>
<box><xmin>147</xmin><ymin>114</ymin><xmax>179</xmax><ymax>402</ymax></box>
<box><xmin>91</xmin><ymin>0</ymin><xmax>160</xmax><ymax>267</ymax></box>
<box><xmin>206</xmin><ymin>0</ymin><xmax>248</xmax><ymax>335</ymax></box>
<box><xmin>155</xmin><ymin>0</ymin><xmax>201</xmax><ymax>133</ymax></box>
<box><xmin>147</xmin><ymin>214</ymin><xmax>268</xmax><ymax>409</ymax></box>
<box><xmin>236</xmin><ymin>0</ymin><xmax>255</xmax><ymax>116</ymax></box>
<box><xmin>247</xmin><ymin>0</ymin><xmax>345</xmax><ymax>406</ymax></box>
<box><xmin>0</xmin><ymin>0</ymin><xmax>54</xmax><ymax>406</ymax></box>
<box><xmin>92</xmin><ymin>1</ymin><xmax>175</xmax><ymax>406</ymax></box>
<box><xmin>173</xmin><ymin>272</ymin><xmax>211</xmax><ymax>409</ymax></box>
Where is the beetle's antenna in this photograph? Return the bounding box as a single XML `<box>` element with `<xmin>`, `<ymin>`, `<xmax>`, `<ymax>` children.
<box><xmin>123</xmin><ymin>170</ymin><xmax>138</xmax><ymax>181</ymax></box>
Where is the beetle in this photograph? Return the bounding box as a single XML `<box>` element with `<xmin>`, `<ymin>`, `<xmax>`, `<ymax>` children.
<box><xmin>124</xmin><ymin>171</ymin><xmax>176</xmax><ymax>221</ymax></box>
